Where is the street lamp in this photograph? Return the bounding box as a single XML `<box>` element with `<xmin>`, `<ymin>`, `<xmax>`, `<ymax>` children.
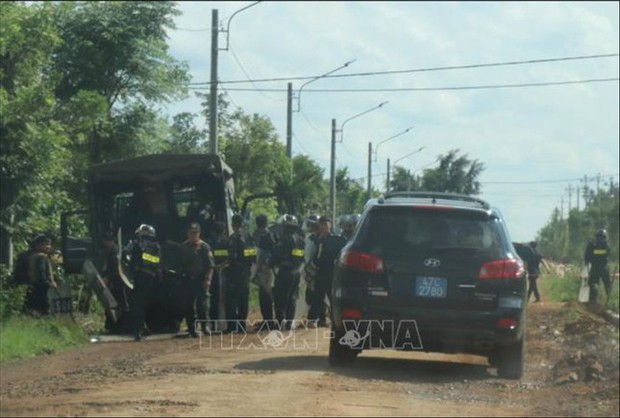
<box><xmin>209</xmin><ymin>3</ymin><xmax>261</xmax><ymax>155</ymax></box>
<box><xmin>287</xmin><ymin>60</ymin><xmax>355</xmax><ymax>160</ymax></box>
<box><xmin>366</xmin><ymin>127</ymin><xmax>414</xmax><ymax>199</ymax></box>
<box><xmin>387</xmin><ymin>146</ymin><xmax>426</xmax><ymax>192</ymax></box>
<box><xmin>330</xmin><ymin>101</ymin><xmax>388</xmax><ymax>226</ymax></box>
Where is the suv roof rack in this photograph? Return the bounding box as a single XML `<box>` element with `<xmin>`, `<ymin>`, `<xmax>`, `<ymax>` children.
<box><xmin>380</xmin><ymin>191</ymin><xmax>491</xmax><ymax>210</ymax></box>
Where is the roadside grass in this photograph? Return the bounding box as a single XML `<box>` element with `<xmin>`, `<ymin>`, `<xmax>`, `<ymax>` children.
<box><xmin>0</xmin><ymin>314</ymin><xmax>88</xmax><ymax>364</ymax></box>
<box><xmin>539</xmin><ymin>271</ymin><xmax>619</xmax><ymax>313</ymax></box>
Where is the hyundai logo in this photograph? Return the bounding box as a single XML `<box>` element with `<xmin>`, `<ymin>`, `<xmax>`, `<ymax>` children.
<box><xmin>424</xmin><ymin>258</ymin><xmax>441</xmax><ymax>268</ymax></box>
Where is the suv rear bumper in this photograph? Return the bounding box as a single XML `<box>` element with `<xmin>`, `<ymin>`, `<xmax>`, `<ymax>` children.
<box><xmin>332</xmin><ymin>298</ymin><xmax>525</xmax><ymax>355</ymax></box>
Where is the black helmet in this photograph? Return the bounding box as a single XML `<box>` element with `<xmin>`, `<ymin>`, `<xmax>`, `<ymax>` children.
<box><xmin>232</xmin><ymin>214</ymin><xmax>243</xmax><ymax>227</ymax></box>
<box><xmin>302</xmin><ymin>214</ymin><xmax>319</xmax><ymax>232</ymax></box>
<box><xmin>135</xmin><ymin>224</ymin><xmax>156</xmax><ymax>238</ymax></box>
<box><xmin>596</xmin><ymin>228</ymin><xmax>608</xmax><ymax>241</ymax></box>
<box><xmin>255</xmin><ymin>214</ymin><xmax>268</xmax><ymax>228</ymax></box>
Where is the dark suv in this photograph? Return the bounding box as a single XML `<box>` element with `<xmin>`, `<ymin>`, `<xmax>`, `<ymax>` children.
<box><xmin>330</xmin><ymin>191</ymin><xmax>527</xmax><ymax>379</ymax></box>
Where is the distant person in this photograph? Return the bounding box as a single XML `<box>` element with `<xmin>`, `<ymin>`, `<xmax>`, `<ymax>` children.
<box><xmin>526</xmin><ymin>241</ymin><xmax>543</xmax><ymax>303</ymax></box>
<box><xmin>15</xmin><ymin>234</ymin><xmax>58</xmax><ymax>315</ymax></box>
<box><xmin>272</xmin><ymin>215</ymin><xmax>305</xmax><ymax>330</ymax></box>
<box><xmin>179</xmin><ymin>223</ymin><xmax>215</xmax><ymax>337</ymax></box>
<box><xmin>308</xmin><ymin>217</ymin><xmax>346</xmax><ymax>327</ymax></box>
<box><xmin>584</xmin><ymin>228</ymin><xmax>612</xmax><ymax>305</ymax></box>
<box><xmin>124</xmin><ymin>224</ymin><xmax>161</xmax><ymax>341</ymax></box>
<box><xmin>252</xmin><ymin>214</ymin><xmax>277</xmax><ymax>329</ymax></box>
<box><xmin>224</xmin><ymin>215</ymin><xmax>253</xmax><ymax>333</ymax></box>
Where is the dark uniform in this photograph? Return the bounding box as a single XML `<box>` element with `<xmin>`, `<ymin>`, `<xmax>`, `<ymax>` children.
<box><xmin>18</xmin><ymin>235</ymin><xmax>56</xmax><ymax>315</ymax></box>
<box><xmin>308</xmin><ymin>218</ymin><xmax>346</xmax><ymax>326</ymax></box>
<box><xmin>584</xmin><ymin>229</ymin><xmax>612</xmax><ymax>304</ymax></box>
<box><xmin>272</xmin><ymin>216</ymin><xmax>305</xmax><ymax>329</ymax></box>
<box><xmin>526</xmin><ymin>242</ymin><xmax>543</xmax><ymax>303</ymax></box>
<box><xmin>253</xmin><ymin>215</ymin><xmax>276</xmax><ymax>327</ymax></box>
<box><xmin>179</xmin><ymin>224</ymin><xmax>215</xmax><ymax>337</ymax></box>
<box><xmin>208</xmin><ymin>222</ymin><xmax>229</xmax><ymax>326</ymax></box>
<box><xmin>125</xmin><ymin>224</ymin><xmax>161</xmax><ymax>341</ymax></box>
<box><xmin>225</xmin><ymin>215</ymin><xmax>255</xmax><ymax>333</ymax></box>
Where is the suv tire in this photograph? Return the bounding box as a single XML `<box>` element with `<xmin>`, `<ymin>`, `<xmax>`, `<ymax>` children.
<box><xmin>496</xmin><ymin>336</ymin><xmax>525</xmax><ymax>379</ymax></box>
<box><xmin>329</xmin><ymin>328</ymin><xmax>359</xmax><ymax>367</ymax></box>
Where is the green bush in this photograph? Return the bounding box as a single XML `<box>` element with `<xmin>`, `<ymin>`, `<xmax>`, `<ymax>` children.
<box><xmin>539</xmin><ymin>271</ymin><xmax>619</xmax><ymax>313</ymax></box>
<box><xmin>0</xmin><ymin>314</ymin><xmax>88</xmax><ymax>363</ymax></box>
<box><xmin>0</xmin><ymin>264</ymin><xmax>27</xmax><ymax>321</ymax></box>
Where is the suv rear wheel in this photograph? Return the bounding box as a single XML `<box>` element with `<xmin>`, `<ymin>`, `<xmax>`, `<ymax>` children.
<box><xmin>329</xmin><ymin>328</ymin><xmax>359</xmax><ymax>366</ymax></box>
<box><xmin>495</xmin><ymin>336</ymin><xmax>525</xmax><ymax>379</ymax></box>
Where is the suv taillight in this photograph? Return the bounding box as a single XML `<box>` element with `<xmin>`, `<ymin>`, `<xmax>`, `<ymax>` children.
<box><xmin>479</xmin><ymin>259</ymin><xmax>524</xmax><ymax>279</ymax></box>
<box><xmin>340</xmin><ymin>250</ymin><xmax>385</xmax><ymax>274</ymax></box>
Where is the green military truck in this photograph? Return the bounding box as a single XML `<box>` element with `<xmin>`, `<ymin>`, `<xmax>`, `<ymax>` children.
<box><xmin>61</xmin><ymin>154</ymin><xmax>238</xmax><ymax>334</ymax></box>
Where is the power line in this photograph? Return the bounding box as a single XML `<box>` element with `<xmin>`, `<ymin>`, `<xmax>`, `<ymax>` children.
<box><xmin>188</xmin><ymin>53</ymin><xmax>619</xmax><ymax>85</ymax></box>
<box><xmin>190</xmin><ymin>77</ymin><xmax>619</xmax><ymax>92</ymax></box>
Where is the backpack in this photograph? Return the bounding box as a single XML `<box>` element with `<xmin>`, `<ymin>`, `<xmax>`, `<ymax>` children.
<box><xmin>12</xmin><ymin>250</ymin><xmax>32</xmax><ymax>285</ymax></box>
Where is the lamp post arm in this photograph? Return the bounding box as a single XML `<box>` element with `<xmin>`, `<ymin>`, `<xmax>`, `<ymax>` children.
<box><xmin>339</xmin><ymin>101</ymin><xmax>388</xmax><ymax>142</ymax></box>
<box><xmin>221</xmin><ymin>1</ymin><xmax>262</xmax><ymax>51</ymax></box>
<box><xmin>373</xmin><ymin>126</ymin><xmax>414</xmax><ymax>162</ymax></box>
<box><xmin>296</xmin><ymin>60</ymin><xmax>355</xmax><ymax>112</ymax></box>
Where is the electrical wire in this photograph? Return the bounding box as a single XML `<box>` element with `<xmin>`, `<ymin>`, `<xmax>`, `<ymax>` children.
<box><xmin>188</xmin><ymin>53</ymin><xmax>619</xmax><ymax>85</ymax></box>
<box><xmin>189</xmin><ymin>78</ymin><xmax>619</xmax><ymax>92</ymax></box>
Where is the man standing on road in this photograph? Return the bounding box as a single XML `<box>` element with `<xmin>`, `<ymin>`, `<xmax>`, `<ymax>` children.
<box><xmin>526</xmin><ymin>241</ymin><xmax>543</xmax><ymax>304</ymax></box>
<box><xmin>308</xmin><ymin>217</ymin><xmax>346</xmax><ymax>327</ymax></box>
<box><xmin>20</xmin><ymin>234</ymin><xmax>57</xmax><ymax>315</ymax></box>
<box><xmin>224</xmin><ymin>215</ymin><xmax>253</xmax><ymax>333</ymax></box>
<box><xmin>252</xmin><ymin>214</ymin><xmax>276</xmax><ymax>329</ymax></box>
<box><xmin>180</xmin><ymin>223</ymin><xmax>215</xmax><ymax>337</ymax></box>
<box><xmin>584</xmin><ymin>228</ymin><xmax>612</xmax><ymax>305</ymax></box>
<box><xmin>124</xmin><ymin>224</ymin><xmax>161</xmax><ymax>341</ymax></box>
<box><xmin>272</xmin><ymin>215</ymin><xmax>305</xmax><ymax>330</ymax></box>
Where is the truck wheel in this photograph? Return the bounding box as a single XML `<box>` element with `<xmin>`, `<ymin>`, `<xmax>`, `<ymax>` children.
<box><xmin>496</xmin><ymin>337</ymin><xmax>525</xmax><ymax>379</ymax></box>
<box><xmin>329</xmin><ymin>328</ymin><xmax>360</xmax><ymax>367</ymax></box>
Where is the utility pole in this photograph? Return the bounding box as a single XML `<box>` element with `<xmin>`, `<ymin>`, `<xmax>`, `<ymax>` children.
<box><xmin>560</xmin><ymin>197</ymin><xmax>564</xmax><ymax>220</ymax></box>
<box><xmin>330</xmin><ymin>119</ymin><xmax>337</xmax><ymax>226</ymax></box>
<box><xmin>208</xmin><ymin>9</ymin><xmax>219</xmax><ymax>154</ymax></box>
<box><xmin>386</xmin><ymin>158</ymin><xmax>390</xmax><ymax>192</ymax></box>
<box><xmin>567</xmin><ymin>184</ymin><xmax>572</xmax><ymax>213</ymax></box>
<box><xmin>367</xmin><ymin>142</ymin><xmax>372</xmax><ymax>200</ymax></box>
<box><xmin>286</xmin><ymin>82</ymin><xmax>293</xmax><ymax>160</ymax></box>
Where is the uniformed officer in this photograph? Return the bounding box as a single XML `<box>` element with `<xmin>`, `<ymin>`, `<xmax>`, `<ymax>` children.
<box><xmin>180</xmin><ymin>223</ymin><xmax>215</xmax><ymax>337</ymax></box>
<box><xmin>22</xmin><ymin>234</ymin><xmax>57</xmax><ymax>315</ymax></box>
<box><xmin>224</xmin><ymin>215</ymin><xmax>254</xmax><ymax>333</ymax></box>
<box><xmin>207</xmin><ymin>221</ymin><xmax>229</xmax><ymax>328</ymax></box>
<box><xmin>584</xmin><ymin>228</ymin><xmax>612</xmax><ymax>304</ymax></box>
<box><xmin>272</xmin><ymin>214</ymin><xmax>305</xmax><ymax>330</ymax></box>
<box><xmin>308</xmin><ymin>217</ymin><xmax>346</xmax><ymax>327</ymax></box>
<box><xmin>252</xmin><ymin>214</ymin><xmax>276</xmax><ymax>329</ymax></box>
<box><xmin>124</xmin><ymin>224</ymin><xmax>161</xmax><ymax>341</ymax></box>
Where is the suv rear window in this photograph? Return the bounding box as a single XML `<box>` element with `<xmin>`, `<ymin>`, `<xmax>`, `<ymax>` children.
<box><xmin>357</xmin><ymin>206</ymin><xmax>504</xmax><ymax>257</ymax></box>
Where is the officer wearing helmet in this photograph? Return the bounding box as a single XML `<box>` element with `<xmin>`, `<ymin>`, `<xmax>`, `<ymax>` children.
<box><xmin>272</xmin><ymin>214</ymin><xmax>305</xmax><ymax>329</ymax></box>
<box><xmin>584</xmin><ymin>228</ymin><xmax>612</xmax><ymax>304</ymax></box>
<box><xmin>124</xmin><ymin>224</ymin><xmax>161</xmax><ymax>340</ymax></box>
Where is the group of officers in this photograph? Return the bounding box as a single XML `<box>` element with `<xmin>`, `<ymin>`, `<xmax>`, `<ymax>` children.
<box><xmin>114</xmin><ymin>213</ymin><xmax>360</xmax><ymax>341</ymax></box>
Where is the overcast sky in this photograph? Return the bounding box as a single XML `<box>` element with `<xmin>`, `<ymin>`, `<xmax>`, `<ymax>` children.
<box><xmin>162</xmin><ymin>1</ymin><xmax>619</xmax><ymax>242</ymax></box>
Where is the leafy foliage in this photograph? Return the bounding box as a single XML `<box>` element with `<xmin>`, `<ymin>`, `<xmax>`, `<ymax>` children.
<box><xmin>420</xmin><ymin>149</ymin><xmax>484</xmax><ymax>195</ymax></box>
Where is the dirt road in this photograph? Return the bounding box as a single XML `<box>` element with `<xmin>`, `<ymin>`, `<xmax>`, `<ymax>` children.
<box><xmin>1</xmin><ymin>301</ymin><xmax>618</xmax><ymax>417</ymax></box>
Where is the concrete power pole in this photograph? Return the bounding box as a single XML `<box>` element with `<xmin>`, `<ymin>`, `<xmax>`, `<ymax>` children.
<box><xmin>286</xmin><ymin>82</ymin><xmax>292</xmax><ymax>160</ymax></box>
<box><xmin>330</xmin><ymin>119</ymin><xmax>337</xmax><ymax>227</ymax></box>
<box><xmin>386</xmin><ymin>158</ymin><xmax>390</xmax><ymax>193</ymax></box>
<box><xmin>367</xmin><ymin>142</ymin><xmax>372</xmax><ymax>201</ymax></box>
<box><xmin>208</xmin><ymin>9</ymin><xmax>219</xmax><ymax>154</ymax></box>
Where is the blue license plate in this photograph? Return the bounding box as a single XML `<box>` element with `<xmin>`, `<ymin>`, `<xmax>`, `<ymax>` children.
<box><xmin>415</xmin><ymin>276</ymin><xmax>447</xmax><ymax>298</ymax></box>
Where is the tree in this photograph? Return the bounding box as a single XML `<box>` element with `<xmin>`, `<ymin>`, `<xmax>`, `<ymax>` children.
<box><xmin>336</xmin><ymin>168</ymin><xmax>366</xmax><ymax>215</ymax></box>
<box><xmin>389</xmin><ymin>166</ymin><xmax>420</xmax><ymax>192</ymax></box>
<box><xmin>420</xmin><ymin>149</ymin><xmax>484</xmax><ymax>195</ymax></box>
<box><xmin>0</xmin><ymin>2</ymin><xmax>68</xmax><ymax>265</ymax></box>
